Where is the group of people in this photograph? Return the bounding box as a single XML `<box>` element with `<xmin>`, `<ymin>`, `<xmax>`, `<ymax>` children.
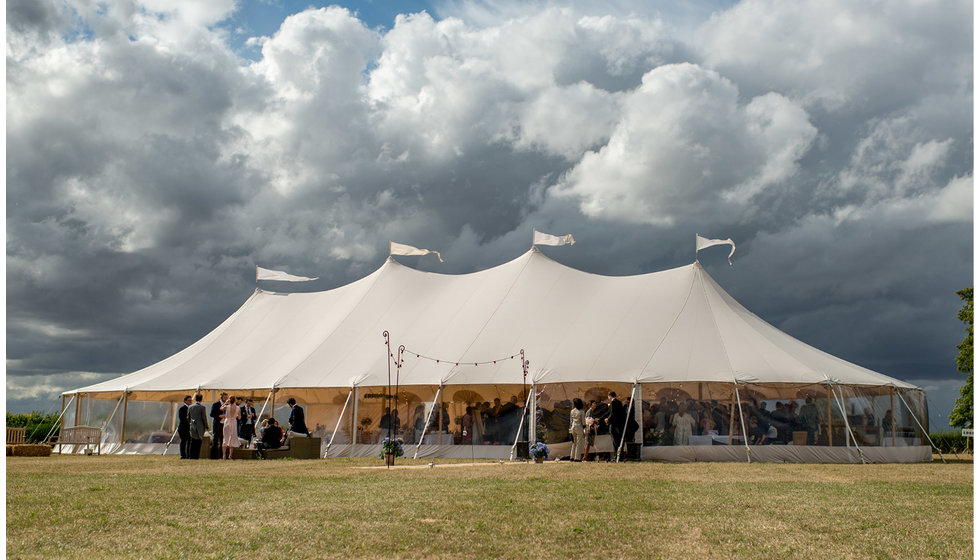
<box><xmin>383</xmin><ymin>396</ymin><xmax>528</xmax><ymax>445</ymax></box>
<box><xmin>176</xmin><ymin>393</ymin><xmax>310</xmax><ymax>459</ymax></box>
<box><xmin>566</xmin><ymin>391</ymin><xmax>640</xmax><ymax>461</ymax></box>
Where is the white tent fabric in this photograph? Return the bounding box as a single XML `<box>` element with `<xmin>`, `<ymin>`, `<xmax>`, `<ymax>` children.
<box><xmin>67</xmin><ymin>248</ymin><xmax>918</xmax><ymax>396</ymax></box>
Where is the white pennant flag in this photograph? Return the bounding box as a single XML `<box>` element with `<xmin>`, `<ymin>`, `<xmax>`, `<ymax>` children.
<box><xmin>390</xmin><ymin>241</ymin><xmax>443</xmax><ymax>262</ymax></box>
<box><xmin>532</xmin><ymin>229</ymin><xmax>575</xmax><ymax>247</ymax></box>
<box><xmin>256</xmin><ymin>266</ymin><xmax>318</xmax><ymax>282</ymax></box>
<box><xmin>695</xmin><ymin>234</ymin><xmax>736</xmax><ymax>265</ymax></box>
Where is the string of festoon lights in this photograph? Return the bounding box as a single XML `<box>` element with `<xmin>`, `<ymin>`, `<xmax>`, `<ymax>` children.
<box><xmin>383</xmin><ymin>330</ymin><xmax>532</xmax><ymax>466</ymax></box>
<box><xmin>389</xmin><ymin>349</ymin><xmax>522</xmax><ymax>367</ymax></box>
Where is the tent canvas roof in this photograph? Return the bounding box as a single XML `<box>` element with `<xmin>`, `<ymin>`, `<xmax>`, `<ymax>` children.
<box><xmin>67</xmin><ymin>248</ymin><xmax>918</xmax><ymax>396</ymax></box>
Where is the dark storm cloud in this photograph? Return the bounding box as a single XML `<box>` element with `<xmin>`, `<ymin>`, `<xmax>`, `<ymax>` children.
<box><xmin>5</xmin><ymin>0</ymin><xmax>972</xmax><ymax>426</ymax></box>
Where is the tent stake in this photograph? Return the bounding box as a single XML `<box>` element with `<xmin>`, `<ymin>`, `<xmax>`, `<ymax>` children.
<box><xmin>414</xmin><ymin>386</ymin><xmax>443</xmax><ymax>459</ymax></box>
<box><xmin>895</xmin><ymin>388</ymin><xmax>945</xmax><ymax>463</ymax></box>
<box><xmin>325</xmin><ymin>389</ymin><xmax>353</xmax><ymax>457</ymax></box>
<box><xmin>733</xmin><ymin>383</ymin><xmax>751</xmax><ymax>463</ymax></box>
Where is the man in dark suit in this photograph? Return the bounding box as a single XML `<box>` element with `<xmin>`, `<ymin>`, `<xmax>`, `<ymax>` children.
<box><xmin>499</xmin><ymin>396</ymin><xmax>518</xmax><ymax>442</ymax></box>
<box><xmin>239</xmin><ymin>398</ymin><xmax>257</xmax><ymax>447</ymax></box>
<box><xmin>177</xmin><ymin>395</ymin><xmax>192</xmax><ymax>459</ymax></box>
<box><xmin>604</xmin><ymin>391</ymin><xmax>626</xmax><ymax>460</ymax></box>
<box><xmin>286</xmin><ymin>397</ymin><xmax>310</xmax><ymax>437</ymax></box>
<box><xmin>187</xmin><ymin>393</ymin><xmax>208</xmax><ymax>459</ymax></box>
<box><xmin>255</xmin><ymin>418</ymin><xmax>284</xmax><ymax>458</ymax></box>
<box><xmin>210</xmin><ymin>392</ymin><xmax>228</xmax><ymax>459</ymax></box>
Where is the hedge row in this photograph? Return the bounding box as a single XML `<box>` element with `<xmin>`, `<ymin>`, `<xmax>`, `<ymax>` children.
<box><xmin>6</xmin><ymin>412</ymin><xmax>61</xmax><ymax>444</ymax></box>
<box><xmin>928</xmin><ymin>431</ymin><xmax>973</xmax><ymax>453</ymax></box>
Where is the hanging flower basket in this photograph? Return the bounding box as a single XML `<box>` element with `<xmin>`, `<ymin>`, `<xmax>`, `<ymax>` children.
<box><xmin>380</xmin><ymin>437</ymin><xmax>404</xmax><ymax>464</ymax></box>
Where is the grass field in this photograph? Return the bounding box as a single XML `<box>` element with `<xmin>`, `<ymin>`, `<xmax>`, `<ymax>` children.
<box><xmin>6</xmin><ymin>455</ymin><xmax>973</xmax><ymax>559</ymax></box>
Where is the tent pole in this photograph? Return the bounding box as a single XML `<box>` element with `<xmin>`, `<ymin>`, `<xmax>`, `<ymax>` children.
<box><xmin>616</xmin><ymin>383</ymin><xmax>637</xmax><ymax>463</ymax></box>
<box><xmin>637</xmin><ymin>384</ymin><xmax>644</xmax><ymax>450</ymax></box>
<box><xmin>169</xmin><ymin>401</ymin><xmax>178</xmax><ymax>433</ymax></box>
<box><xmin>120</xmin><ymin>390</ymin><xmax>130</xmax><ymax>445</ymax></box>
<box><xmin>831</xmin><ymin>384</ymin><xmax>867</xmax><ymax>464</ymax></box>
<box><xmin>74</xmin><ymin>393</ymin><xmax>82</xmax><ymax>428</ymax></box>
<box><xmin>895</xmin><ymin>388</ymin><xmax>945</xmax><ymax>463</ymax></box>
<box><xmin>351</xmin><ymin>387</ymin><xmax>359</xmax><ymax>447</ymax></box>
<box><xmin>728</xmin><ymin>397</ymin><xmax>735</xmax><ymax>445</ymax></box>
<box><xmin>100</xmin><ymin>392</ymin><xmax>127</xmax><ymax>443</ymax></box>
<box><xmin>509</xmin><ymin>389</ymin><xmax>534</xmax><ymax>460</ymax></box>
<box><xmin>733</xmin><ymin>383</ymin><xmax>751</xmax><ymax>463</ymax></box>
<box><xmin>826</xmin><ymin>385</ymin><xmax>833</xmax><ymax>447</ymax></box>
<box><xmin>325</xmin><ymin>389</ymin><xmax>353</xmax><ymax>457</ymax></box>
<box><xmin>161</xmin><ymin>403</ymin><xmax>172</xmax><ymax>431</ymax></box>
<box><xmin>48</xmin><ymin>395</ymin><xmax>76</xmax><ymax>451</ymax></box>
<box><xmin>889</xmin><ymin>388</ymin><xmax>896</xmax><ymax>447</ymax></box>
<box><xmin>530</xmin><ymin>383</ymin><xmax>538</xmax><ymax>446</ymax></box>
<box><xmin>414</xmin><ymin>386</ymin><xmax>442</xmax><ymax>459</ymax></box>
<box><xmin>438</xmin><ymin>391</ymin><xmax>443</xmax><ymax>446</ymax></box>
<box><xmin>256</xmin><ymin>389</ymin><xmax>274</xmax><ymax>425</ymax></box>
<box><xmin>60</xmin><ymin>394</ymin><xmax>66</xmax><ymax>433</ymax></box>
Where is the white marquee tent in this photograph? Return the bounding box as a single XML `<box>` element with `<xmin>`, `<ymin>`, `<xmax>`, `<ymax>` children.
<box><xmin>61</xmin><ymin>248</ymin><xmax>933</xmax><ymax>462</ymax></box>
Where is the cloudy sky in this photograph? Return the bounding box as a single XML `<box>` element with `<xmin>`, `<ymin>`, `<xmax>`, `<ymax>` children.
<box><xmin>6</xmin><ymin>0</ymin><xmax>973</xmax><ymax>427</ymax></box>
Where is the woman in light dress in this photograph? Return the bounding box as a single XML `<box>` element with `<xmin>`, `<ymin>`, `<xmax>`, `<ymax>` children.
<box><xmin>568</xmin><ymin>398</ymin><xmax>586</xmax><ymax>461</ymax></box>
<box><xmin>671</xmin><ymin>402</ymin><xmax>697</xmax><ymax>446</ymax></box>
<box><xmin>221</xmin><ymin>396</ymin><xmax>241</xmax><ymax>459</ymax></box>
<box><xmin>583</xmin><ymin>401</ymin><xmax>599</xmax><ymax>461</ymax></box>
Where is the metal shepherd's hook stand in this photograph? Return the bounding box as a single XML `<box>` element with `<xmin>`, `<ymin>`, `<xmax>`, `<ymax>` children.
<box><xmin>383</xmin><ymin>331</ymin><xmax>405</xmax><ymax>470</ymax></box>
<box><xmin>521</xmin><ymin>349</ymin><xmax>530</xmax><ymax>458</ymax></box>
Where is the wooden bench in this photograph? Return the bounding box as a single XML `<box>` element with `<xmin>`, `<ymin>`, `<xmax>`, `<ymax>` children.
<box><xmin>263</xmin><ymin>436</ymin><xmax>321</xmax><ymax>460</ymax></box>
<box><xmin>55</xmin><ymin>426</ymin><xmax>102</xmax><ymax>455</ymax></box>
<box><xmin>6</xmin><ymin>427</ymin><xmax>26</xmax><ymax>445</ymax></box>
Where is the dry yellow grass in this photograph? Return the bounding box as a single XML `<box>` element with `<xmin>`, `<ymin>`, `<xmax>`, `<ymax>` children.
<box><xmin>6</xmin><ymin>455</ymin><xmax>973</xmax><ymax>559</ymax></box>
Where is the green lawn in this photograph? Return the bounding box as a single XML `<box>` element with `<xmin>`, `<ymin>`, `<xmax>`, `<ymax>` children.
<box><xmin>6</xmin><ymin>455</ymin><xmax>973</xmax><ymax>559</ymax></box>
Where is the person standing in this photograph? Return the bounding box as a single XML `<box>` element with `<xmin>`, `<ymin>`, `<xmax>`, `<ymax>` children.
<box><xmin>568</xmin><ymin>398</ymin><xmax>586</xmax><ymax>461</ymax></box>
<box><xmin>177</xmin><ymin>395</ymin><xmax>192</xmax><ymax>459</ymax></box>
<box><xmin>221</xmin><ymin>396</ymin><xmax>241</xmax><ymax>460</ymax></box>
<box><xmin>187</xmin><ymin>394</ymin><xmax>208</xmax><ymax>460</ymax></box>
<box><xmin>671</xmin><ymin>402</ymin><xmax>697</xmax><ymax>445</ymax></box>
<box><xmin>583</xmin><ymin>401</ymin><xmax>599</xmax><ymax>461</ymax></box>
<box><xmin>287</xmin><ymin>397</ymin><xmax>310</xmax><ymax>437</ymax></box>
<box><xmin>239</xmin><ymin>398</ymin><xmax>257</xmax><ymax>448</ymax></box>
<box><xmin>798</xmin><ymin>397</ymin><xmax>820</xmax><ymax>445</ymax></box>
<box><xmin>210</xmin><ymin>392</ymin><xmax>228</xmax><ymax>459</ymax></box>
<box><xmin>605</xmin><ymin>392</ymin><xmax>626</xmax><ymax>460</ymax></box>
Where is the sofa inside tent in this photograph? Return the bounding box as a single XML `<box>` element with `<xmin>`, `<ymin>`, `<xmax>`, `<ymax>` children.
<box><xmin>60</xmin><ymin>248</ymin><xmax>933</xmax><ymax>463</ymax></box>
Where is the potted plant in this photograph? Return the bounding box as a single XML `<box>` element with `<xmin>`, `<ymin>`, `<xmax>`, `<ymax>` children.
<box><xmin>380</xmin><ymin>437</ymin><xmax>404</xmax><ymax>466</ymax></box>
<box><xmin>529</xmin><ymin>441</ymin><xmax>549</xmax><ymax>463</ymax></box>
